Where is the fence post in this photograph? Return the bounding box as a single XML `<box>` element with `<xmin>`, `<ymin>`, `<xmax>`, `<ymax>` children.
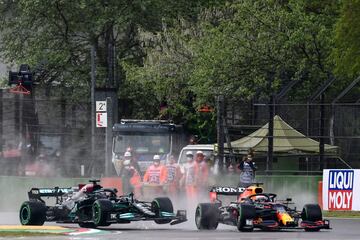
<box><xmin>267</xmin><ymin>95</ymin><xmax>274</xmax><ymax>174</ymax></box>
<box><xmin>216</xmin><ymin>95</ymin><xmax>225</xmax><ymax>173</ymax></box>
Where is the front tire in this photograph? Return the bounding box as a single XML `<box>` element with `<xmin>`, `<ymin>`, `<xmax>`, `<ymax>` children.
<box><xmin>237</xmin><ymin>204</ymin><xmax>255</xmax><ymax>232</ymax></box>
<box><xmin>152</xmin><ymin>197</ymin><xmax>173</xmax><ymax>224</ymax></box>
<box><xmin>19</xmin><ymin>201</ymin><xmax>46</xmax><ymax>226</ymax></box>
<box><xmin>79</xmin><ymin>222</ymin><xmax>97</xmax><ymax>228</ymax></box>
<box><xmin>301</xmin><ymin>204</ymin><xmax>322</xmax><ymax>232</ymax></box>
<box><xmin>92</xmin><ymin>199</ymin><xmax>113</xmax><ymax>227</ymax></box>
<box><xmin>195</xmin><ymin>203</ymin><xmax>219</xmax><ymax>230</ymax></box>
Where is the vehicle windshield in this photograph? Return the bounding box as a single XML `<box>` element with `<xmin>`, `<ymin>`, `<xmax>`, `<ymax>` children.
<box><xmin>113</xmin><ymin>133</ymin><xmax>171</xmax><ymax>158</ymax></box>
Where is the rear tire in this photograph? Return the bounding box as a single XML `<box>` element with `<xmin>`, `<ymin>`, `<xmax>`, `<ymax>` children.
<box><xmin>237</xmin><ymin>204</ymin><xmax>255</xmax><ymax>232</ymax></box>
<box><xmin>301</xmin><ymin>204</ymin><xmax>322</xmax><ymax>232</ymax></box>
<box><xmin>152</xmin><ymin>197</ymin><xmax>174</xmax><ymax>224</ymax></box>
<box><xmin>93</xmin><ymin>199</ymin><xmax>113</xmax><ymax>227</ymax></box>
<box><xmin>19</xmin><ymin>201</ymin><xmax>46</xmax><ymax>226</ymax></box>
<box><xmin>195</xmin><ymin>203</ymin><xmax>219</xmax><ymax>230</ymax></box>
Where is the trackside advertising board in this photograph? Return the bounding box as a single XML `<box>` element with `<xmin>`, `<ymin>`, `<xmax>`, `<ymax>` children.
<box><xmin>322</xmin><ymin>169</ymin><xmax>360</xmax><ymax>211</ymax></box>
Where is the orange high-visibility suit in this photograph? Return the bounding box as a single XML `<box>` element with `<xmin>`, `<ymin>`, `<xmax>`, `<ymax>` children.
<box><xmin>183</xmin><ymin>161</ymin><xmax>200</xmax><ymax>200</ymax></box>
<box><xmin>166</xmin><ymin>163</ymin><xmax>182</xmax><ymax>197</ymax></box>
<box><xmin>143</xmin><ymin>164</ymin><xmax>168</xmax><ymax>196</ymax></box>
<box><xmin>143</xmin><ymin>164</ymin><xmax>168</xmax><ymax>184</ymax></box>
<box><xmin>196</xmin><ymin>161</ymin><xmax>209</xmax><ymax>186</ymax></box>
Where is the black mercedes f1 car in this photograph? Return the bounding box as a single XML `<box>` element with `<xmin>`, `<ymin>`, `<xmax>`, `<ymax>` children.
<box><xmin>195</xmin><ymin>184</ymin><xmax>330</xmax><ymax>232</ymax></box>
<box><xmin>19</xmin><ymin>180</ymin><xmax>187</xmax><ymax>228</ymax></box>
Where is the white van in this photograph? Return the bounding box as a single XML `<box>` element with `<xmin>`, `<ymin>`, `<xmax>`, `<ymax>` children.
<box><xmin>177</xmin><ymin>144</ymin><xmax>215</xmax><ymax>172</ymax></box>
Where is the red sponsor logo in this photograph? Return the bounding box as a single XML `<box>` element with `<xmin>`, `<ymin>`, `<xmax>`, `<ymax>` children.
<box><xmin>328</xmin><ymin>190</ymin><xmax>353</xmax><ymax>210</ymax></box>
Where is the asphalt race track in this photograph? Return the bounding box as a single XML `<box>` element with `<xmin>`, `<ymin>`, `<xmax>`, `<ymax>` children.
<box><xmin>1</xmin><ymin>212</ymin><xmax>360</xmax><ymax>240</ymax></box>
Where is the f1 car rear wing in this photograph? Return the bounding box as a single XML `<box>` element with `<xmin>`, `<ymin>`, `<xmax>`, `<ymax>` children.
<box><xmin>28</xmin><ymin>187</ymin><xmax>72</xmax><ymax>204</ymax></box>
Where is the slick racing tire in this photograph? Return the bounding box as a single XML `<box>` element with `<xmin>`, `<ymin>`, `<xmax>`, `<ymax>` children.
<box><xmin>237</xmin><ymin>204</ymin><xmax>256</xmax><ymax>232</ymax></box>
<box><xmin>78</xmin><ymin>222</ymin><xmax>96</xmax><ymax>228</ymax></box>
<box><xmin>19</xmin><ymin>201</ymin><xmax>47</xmax><ymax>226</ymax></box>
<box><xmin>92</xmin><ymin>199</ymin><xmax>113</xmax><ymax>227</ymax></box>
<box><xmin>301</xmin><ymin>204</ymin><xmax>322</xmax><ymax>232</ymax></box>
<box><xmin>152</xmin><ymin>197</ymin><xmax>173</xmax><ymax>224</ymax></box>
<box><xmin>195</xmin><ymin>203</ymin><xmax>219</xmax><ymax>230</ymax></box>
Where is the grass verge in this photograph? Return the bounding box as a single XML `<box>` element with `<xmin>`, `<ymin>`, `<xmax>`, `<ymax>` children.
<box><xmin>323</xmin><ymin>211</ymin><xmax>360</xmax><ymax>218</ymax></box>
<box><xmin>0</xmin><ymin>232</ymin><xmax>61</xmax><ymax>237</ymax></box>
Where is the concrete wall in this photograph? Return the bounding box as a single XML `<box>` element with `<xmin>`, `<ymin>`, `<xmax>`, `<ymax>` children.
<box><xmin>0</xmin><ymin>176</ymin><xmax>87</xmax><ymax>211</ymax></box>
<box><xmin>217</xmin><ymin>174</ymin><xmax>322</xmax><ymax>209</ymax></box>
<box><xmin>0</xmin><ymin>175</ymin><xmax>321</xmax><ymax>212</ymax></box>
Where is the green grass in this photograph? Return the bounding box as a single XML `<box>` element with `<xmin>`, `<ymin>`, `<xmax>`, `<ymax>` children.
<box><xmin>0</xmin><ymin>232</ymin><xmax>61</xmax><ymax>237</ymax></box>
<box><xmin>323</xmin><ymin>211</ymin><xmax>360</xmax><ymax>218</ymax></box>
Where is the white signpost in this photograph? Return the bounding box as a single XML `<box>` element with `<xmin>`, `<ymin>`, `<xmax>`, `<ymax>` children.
<box><xmin>96</xmin><ymin>100</ymin><xmax>107</xmax><ymax>128</ymax></box>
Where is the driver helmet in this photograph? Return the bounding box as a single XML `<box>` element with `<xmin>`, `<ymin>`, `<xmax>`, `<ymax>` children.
<box><xmin>254</xmin><ymin>195</ymin><xmax>267</xmax><ymax>202</ymax></box>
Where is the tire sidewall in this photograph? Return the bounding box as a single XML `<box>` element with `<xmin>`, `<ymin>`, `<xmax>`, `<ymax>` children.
<box><xmin>19</xmin><ymin>201</ymin><xmax>46</xmax><ymax>226</ymax></box>
<box><xmin>195</xmin><ymin>203</ymin><xmax>219</xmax><ymax>230</ymax></box>
<box><xmin>19</xmin><ymin>202</ymin><xmax>31</xmax><ymax>225</ymax></box>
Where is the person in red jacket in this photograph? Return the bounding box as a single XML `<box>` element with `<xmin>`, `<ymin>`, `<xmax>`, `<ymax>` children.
<box><xmin>165</xmin><ymin>155</ymin><xmax>182</xmax><ymax>199</ymax></box>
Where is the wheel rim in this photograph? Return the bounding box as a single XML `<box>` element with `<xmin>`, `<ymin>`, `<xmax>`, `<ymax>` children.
<box><xmin>93</xmin><ymin>203</ymin><xmax>101</xmax><ymax>224</ymax></box>
<box><xmin>20</xmin><ymin>205</ymin><xmax>30</xmax><ymax>224</ymax></box>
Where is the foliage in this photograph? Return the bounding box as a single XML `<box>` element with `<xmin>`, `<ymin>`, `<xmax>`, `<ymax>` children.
<box><xmin>123</xmin><ymin>0</ymin><xmax>340</xmax><ymax>141</ymax></box>
<box><xmin>0</xmin><ymin>0</ymin><xmax>213</xmax><ymax>99</ymax></box>
<box><xmin>332</xmin><ymin>0</ymin><xmax>360</xmax><ymax>78</ymax></box>
<box><xmin>191</xmin><ymin>0</ymin><xmax>340</xmax><ymax>103</ymax></box>
<box><xmin>0</xmin><ymin>0</ymin><xmax>348</xmax><ymax>140</ymax></box>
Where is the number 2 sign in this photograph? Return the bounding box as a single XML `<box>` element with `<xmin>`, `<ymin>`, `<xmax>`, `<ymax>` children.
<box><xmin>96</xmin><ymin>101</ymin><xmax>107</xmax><ymax>112</ymax></box>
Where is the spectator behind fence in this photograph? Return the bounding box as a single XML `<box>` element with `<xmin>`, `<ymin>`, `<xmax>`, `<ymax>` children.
<box><xmin>238</xmin><ymin>153</ymin><xmax>257</xmax><ymax>187</ymax></box>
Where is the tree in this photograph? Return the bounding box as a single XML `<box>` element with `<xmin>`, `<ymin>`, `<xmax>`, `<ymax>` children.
<box><xmin>332</xmin><ymin>0</ymin><xmax>360</xmax><ymax>78</ymax></box>
<box><xmin>122</xmin><ymin>0</ymin><xmax>341</xmax><ymax>141</ymax></box>
<box><xmin>0</xmin><ymin>0</ymin><xmax>214</xmax><ymax>99</ymax></box>
<box><xmin>191</xmin><ymin>0</ymin><xmax>340</xmax><ymax>103</ymax></box>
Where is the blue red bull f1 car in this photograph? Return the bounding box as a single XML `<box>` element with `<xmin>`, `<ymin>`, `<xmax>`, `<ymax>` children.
<box><xmin>195</xmin><ymin>184</ymin><xmax>330</xmax><ymax>232</ymax></box>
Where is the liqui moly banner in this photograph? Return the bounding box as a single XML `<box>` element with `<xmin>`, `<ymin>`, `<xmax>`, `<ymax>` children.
<box><xmin>323</xmin><ymin>169</ymin><xmax>360</xmax><ymax>211</ymax></box>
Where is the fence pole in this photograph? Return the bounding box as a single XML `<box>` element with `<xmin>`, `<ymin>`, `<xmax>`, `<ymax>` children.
<box><xmin>319</xmin><ymin>93</ymin><xmax>325</xmax><ymax>169</ymax></box>
<box><xmin>267</xmin><ymin>95</ymin><xmax>274</xmax><ymax>174</ymax></box>
<box><xmin>91</xmin><ymin>45</ymin><xmax>96</xmax><ymax>176</ymax></box>
<box><xmin>216</xmin><ymin>95</ymin><xmax>225</xmax><ymax>173</ymax></box>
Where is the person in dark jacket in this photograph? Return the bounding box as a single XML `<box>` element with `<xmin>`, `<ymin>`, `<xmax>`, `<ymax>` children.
<box><xmin>238</xmin><ymin>153</ymin><xmax>257</xmax><ymax>187</ymax></box>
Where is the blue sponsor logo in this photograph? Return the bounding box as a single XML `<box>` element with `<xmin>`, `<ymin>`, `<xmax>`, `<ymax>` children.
<box><xmin>328</xmin><ymin>170</ymin><xmax>354</xmax><ymax>190</ymax></box>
